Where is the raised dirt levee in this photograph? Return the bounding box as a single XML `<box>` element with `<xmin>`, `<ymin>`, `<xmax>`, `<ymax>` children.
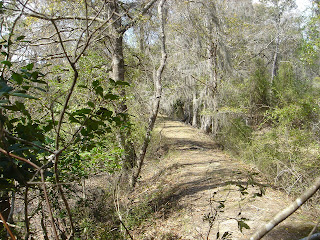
<box><xmin>132</xmin><ymin>119</ymin><xmax>317</xmax><ymax>240</ymax></box>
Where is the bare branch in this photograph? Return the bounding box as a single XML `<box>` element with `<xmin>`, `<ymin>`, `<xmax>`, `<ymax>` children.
<box><xmin>121</xmin><ymin>0</ymin><xmax>159</xmax><ymax>33</ymax></box>
<box><xmin>51</xmin><ymin>19</ymin><xmax>74</xmax><ymax>65</ymax></box>
<box><xmin>0</xmin><ymin>212</ymin><xmax>16</xmax><ymax>240</ymax></box>
<box><xmin>250</xmin><ymin>176</ymin><xmax>320</xmax><ymax>240</ymax></box>
<box><xmin>40</xmin><ymin>169</ymin><xmax>59</xmax><ymax>240</ymax></box>
<box><xmin>0</xmin><ymin>147</ymin><xmax>40</xmax><ymax>170</ymax></box>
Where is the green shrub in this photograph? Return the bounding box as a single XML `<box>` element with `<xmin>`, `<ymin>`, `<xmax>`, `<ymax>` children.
<box><xmin>242</xmin><ymin>126</ymin><xmax>320</xmax><ymax>194</ymax></box>
<box><xmin>218</xmin><ymin>117</ymin><xmax>253</xmax><ymax>154</ymax></box>
<box><xmin>249</xmin><ymin>58</ymin><xmax>270</xmax><ymax>109</ymax></box>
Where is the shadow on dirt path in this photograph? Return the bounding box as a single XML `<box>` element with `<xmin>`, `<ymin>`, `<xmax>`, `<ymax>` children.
<box><xmin>132</xmin><ymin>119</ymin><xmax>317</xmax><ymax>240</ymax></box>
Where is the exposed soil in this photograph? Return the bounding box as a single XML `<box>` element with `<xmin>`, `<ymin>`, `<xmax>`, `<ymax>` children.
<box><xmin>131</xmin><ymin>118</ymin><xmax>318</xmax><ymax>240</ymax></box>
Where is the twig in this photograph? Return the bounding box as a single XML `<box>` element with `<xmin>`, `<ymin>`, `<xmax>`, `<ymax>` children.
<box><xmin>4</xmin><ymin>130</ymin><xmax>55</xmax><ymax>154</ymax></box>
<box><xmin>0</xmin><ymin>220</ymin><xmax>22</xmax><ymax>229</ymax></box>
<box><xmin>40</xmin><ymin>170</ymin><xmax>59</xmax><ymax>240</ymax></box>
<box><xmin>118</xmin><ymin>218</ymin><xmax>134</xmax><ymax>240</ymax></box>
<box><xmin>307</xmin><ymin>217</ymin><xmax>320</xmax><ymax>240</ymax></box>
<box><xmin>24</xmin><ymin>186</ymin><xmax>30</xmax><ymax>240</ymax></box>
<box><xmin>0</xmin><ymin>147</ymin><xmax>59</xmax><ymax>239</ymax></box>
<box><xmin>52</xmin><ymin>20</ymin><xmax>78</xmax><ymax>240</ymax></box>
<box><xmin>0</xmin><ymin>147</ymin><xmax>40</xmax><ymax>170</ymax></box>
<box><xmin>0</xmin><ymin>212</ymin><xmax>16</xmax><ymax>240</ymax></box>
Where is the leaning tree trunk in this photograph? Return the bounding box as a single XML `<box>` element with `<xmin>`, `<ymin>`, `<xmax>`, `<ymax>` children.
<box><xmin>250</xmin><ymin>175</ymin><xmax>320</xmax><ymax>240</ymax></box>
<box><xmin>131</xmin><ymin>0</ymin><xmax>167</xmax><ymax>188</ymax></box>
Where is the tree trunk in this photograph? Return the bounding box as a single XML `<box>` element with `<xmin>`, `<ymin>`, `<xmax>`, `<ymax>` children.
<box><xmin>139</xmin><ymin>25</ymin><xmax>145</xmax><ymax>53</ymax></box>
<box><xmin>200</xmin><ymin>7</ymin><xmax>220</xmax><ymax>135</ymax></box>
<box><xmin>271</xmin><ymin>32</ymin><xmax>280</xmax><ymax>87</ymax></box>
<box><xmin>109</xmin><ymin>0</ymin><xmax>137</xmax><ymax>171</ymax></box>
<box><xmin>192</xmin><ymin>92</ymin><xmax>198</xmax><ymax>127</ymax></box>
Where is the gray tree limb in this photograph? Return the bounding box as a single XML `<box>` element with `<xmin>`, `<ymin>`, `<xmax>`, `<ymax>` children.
<box><xmin>250</xmin><ymin>176</ymin><xmax>320</xmax><ymax>240</ymax></box>
<box><xmin>131</xmin><ymin>0</ymin><xmax>167</xmax><ymax>188</ymax></box>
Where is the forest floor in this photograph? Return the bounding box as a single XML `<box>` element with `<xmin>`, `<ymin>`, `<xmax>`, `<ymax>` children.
<box><xmin>130</xmin><ymin>117</ymin><xmax>318</xmax><ymax>240</ymax></box>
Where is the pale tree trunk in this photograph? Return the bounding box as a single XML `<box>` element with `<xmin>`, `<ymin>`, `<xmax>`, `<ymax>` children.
<box><xmin>139</xmin><ymin>25</ymin><xmax>145</xmax><ymax>53</ymax></box>
<box><xmin>250</xmin><ymin>175</ymin><xmax>320</xmax><ymax>240</ymax></box>
<box><xmin>131</xmin><ymin>0</ymin><xmax>167</xmax><ymax>188</ymax></box>
<box><xmin>192</xmin><ymin>91</ymin><xmax>199</xmax><ymax>127</ymax></box>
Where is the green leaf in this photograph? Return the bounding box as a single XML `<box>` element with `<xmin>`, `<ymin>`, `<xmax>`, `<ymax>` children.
<box><xmin>81</xmin><ymin>128</ymin><xmax>87</xmax><ymax>136</ymax></box>
<box><xmin>0</xmin><ymin>81</ymin><xmax>13</xmax><ymax>93</ymax></box>
<box><xmin>16</xmin><ymin>35</ymin><xmax>26</xmax><ymax>41</ymax></box>
<box><xmin>238</xmin><ymin>220</ymin><xmax>250</xmax><ymax>232</ymax></box>
<box><xmin>87</xmin><ymin>101</ymin><xmax>95</xmax><ymax>108</ymax></box>
<box><xmin>0</xmin><ymin>99</ymin><xmax>9</xmax><ymax>106</ymax></box>
<box><xmin>34</xmin><ymin>86</ymin><xmax>47</xmax><ymax>92</ymax></box>
<box><xmin>104</xmin><ymin>93</ymin><xmax>119</xmax><ymax>100</ymax></box>
<box><xmin>69</xmin><ymin>115</ymin><xmax>81</xmax><ymax>123</ymax></box>
<box><xmin>92</xmin><ymin>80</ymin><xmax>100</xmax><ymax>87</ymax></box>
<box><xmin>1</xmin><ymin>61</ymin><xmax>12</xmax><ymax>67</ymax></box>
<box><xmin>72</xmin><ymin>108</ymin><xmax>91</xmax><ymax>116</ymax></box>
<box><xmin>115</xmin><ymin>80</ymin><xmax>130</xmax><ymax>86</ymax></box>
<box><xmin>97</xmin><ymin>108</ymin><xmax>113</xmax><ymax>118</ymax></box>
<box><xmin>95</xmin><ymin>86</ymin><xmax>103</xmax><ymax>97</ymax></box>
<box><xmin>109</xmin><ymin>78</ymin><xmax>116</xmax><ymax>85</ymax></box>
<box><xmin>31</xmin><ymin>71</ymin><xmax>39</xmax><ymax>80</ymax></box>
<box><xmin>11</xmin><ymin>92</ymin><xmax>38</xmax><ymax>99</ymax></box>
<box><xmin>1</xmin><ymin>51</ymin><xmax>7</xmax><ymax>56</ymax></box>
<box><xmin>12</xmin><ymin>72</ymin><xmax>23</xmax><ymax>84</ymax></box>
<box><xmin>25</xmin><ymin>63</ymin><xmax>34</xmax><ymax>70</ymax></box>
<box><xmin>31</xmin><ymin>79</ymin><xmax>46</xmax><ymax>84</ymax></box>
<box><xmin>21</xmin><ymin>86</ymin><xmax>31</xmax><ymax>91</ymax></box>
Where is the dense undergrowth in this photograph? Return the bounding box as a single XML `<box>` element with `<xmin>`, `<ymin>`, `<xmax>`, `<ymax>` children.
<box><xmin>68</xmin><ymin>130</ymin><xmax>167</xmax><ymax>240</ymax></box>
<box><xmin>218</xmin><ymin>80</ymin><xmax>320</xmax><ymax>202</ymax></box>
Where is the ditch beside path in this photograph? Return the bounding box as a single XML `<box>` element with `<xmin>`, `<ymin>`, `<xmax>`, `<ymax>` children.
<box><xmin>133</xmin><ymin>118</ymin><xmax>317</xmax><ymax>240</ymax></box>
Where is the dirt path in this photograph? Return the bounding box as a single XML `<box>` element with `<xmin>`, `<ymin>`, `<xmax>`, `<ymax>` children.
<box><xmin>132</xmin><ymin>119</ymin><xmax>317</xmax><ymax>240</ymax></box>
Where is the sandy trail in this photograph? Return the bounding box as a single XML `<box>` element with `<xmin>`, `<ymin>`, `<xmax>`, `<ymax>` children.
<box><xmin>133</xmin><ymin>119</ymin><xmax>316</xmax><ymax>240</ymax></box>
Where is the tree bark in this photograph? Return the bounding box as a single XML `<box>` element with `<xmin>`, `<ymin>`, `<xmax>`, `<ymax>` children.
<box><xmin>209</xmin><ymin>42</ymin><xmax>219</xmax><ymax>136</ymax></box>
<box><xmin>109</xmin><ymin>0</ymin><xmax>137</xmax><ymax>171</ymax></box>
<box><xmin>192</xmin><ymin>92</ymin><xmax>199</xmax><ymax>127</ymax></box>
